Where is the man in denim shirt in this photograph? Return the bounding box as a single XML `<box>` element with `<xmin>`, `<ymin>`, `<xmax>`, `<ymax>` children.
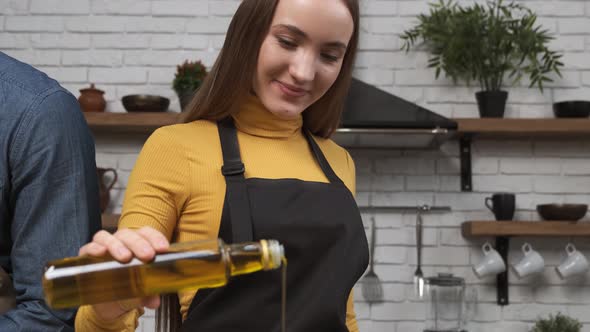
<box><xmin>0</xmin><ymin>52</ymin><xmax>101</xmax><ymax>330</ymax></box>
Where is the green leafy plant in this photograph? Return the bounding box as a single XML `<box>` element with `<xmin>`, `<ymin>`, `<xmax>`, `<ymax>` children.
<box><xmin>172</xmin><ymin>60</ymin><xmax>208</xmax><ymax>95</ymax></box>
<box><xmin>531</xmin><ymin>312</ymin><xmax>582</xmax><ymax>332</ymax></box>
<box><xmin>400</xmin><ymin>0</ymin><xmax>563</xmax><ymax>92</ymax></box>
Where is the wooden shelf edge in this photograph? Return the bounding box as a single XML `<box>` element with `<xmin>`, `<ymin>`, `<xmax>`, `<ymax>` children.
<box><xmin>85</xmin><ymin>114</ymin><xmax>590</xmax><ymax>138</ymax></box>
<box><xmin>85</xmin><ymin>112</ymin><xmax>181</xmax><ymax>134</ymax></box>
<box><xmin>101</xmin><ymin>213</ymin><xmax>120</xmax><ymax>231</ymax></box>
<box><xmin>454</xmin><ymin>118</ymin><xmax>590</xmax><ymax>137</ymax></box>
<box><xmin>462</xmin><ymin>221</ymin><xmax>590</xmax><ymax>237</ymax></box>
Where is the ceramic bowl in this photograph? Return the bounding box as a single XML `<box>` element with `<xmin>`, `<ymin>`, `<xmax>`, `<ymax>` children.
<box><xmin>553</xmin><ymin>101</ymin><xmax>590</xmax><ymax>118</ymax></box>
<box><xmin>536</xmin><ymin>204</ymin><xmax>588</xmax><ymax>221</ymax></box>
<box><xmin>122</xmin><ymin>95</ymin><xmax>170</xmax><ymax>112</ymax></box>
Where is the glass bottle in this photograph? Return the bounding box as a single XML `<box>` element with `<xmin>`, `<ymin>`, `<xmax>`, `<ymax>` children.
<box><xmin>42</xmin><ymin>238</ymin><xmax>284</xmax><ymax>309</ymax></box>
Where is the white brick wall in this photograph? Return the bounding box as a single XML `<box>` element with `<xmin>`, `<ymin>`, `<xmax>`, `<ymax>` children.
<box><xmin>3</xmin><ymin>0</ymin><xmax>590</xmax><ymax>331</ymax></box>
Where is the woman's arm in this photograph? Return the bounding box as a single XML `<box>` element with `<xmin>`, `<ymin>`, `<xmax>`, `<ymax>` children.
<box><xmin>76</xmin><ymin>127</ymin><xmax>190</xmax><ymax>331</ymax></box>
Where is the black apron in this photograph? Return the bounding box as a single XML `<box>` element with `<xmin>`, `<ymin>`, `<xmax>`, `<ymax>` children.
<box><xmin>180</xmin><ymin>119</ymin><xmax>369</xmax><ymax>332</ymax></box>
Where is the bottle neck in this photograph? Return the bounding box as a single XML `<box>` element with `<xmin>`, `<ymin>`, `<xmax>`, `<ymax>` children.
<box><xmin>227</xmin><ymin>240</ymin><xmax>285</xmax><ymax>276</ymax></box>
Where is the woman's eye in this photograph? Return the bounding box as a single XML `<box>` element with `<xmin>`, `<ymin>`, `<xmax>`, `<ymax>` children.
<box><xmin>278</xmin><ymin>38</ymin><xmax>297</xmax><ymax>49</ymax></box>
<box><xmin>321</xmin><ymin>53</ymin><xmax>339</xmax><ymax>63</ymax></box>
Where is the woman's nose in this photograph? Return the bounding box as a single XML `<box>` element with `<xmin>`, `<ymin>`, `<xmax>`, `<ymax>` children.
<box><xmin>289</xmin><ymin>51</ymin><xmax>315</xmax><ymax>83</ymax></box>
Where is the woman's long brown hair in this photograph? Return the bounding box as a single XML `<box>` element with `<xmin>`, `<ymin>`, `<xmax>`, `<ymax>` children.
<box><xmin>158</xmin><ymin>0</ymin><xmax>360</xmax><ymax>331</ymax></box>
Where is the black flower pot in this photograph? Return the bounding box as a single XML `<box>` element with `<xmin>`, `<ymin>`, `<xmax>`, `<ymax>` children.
<box><xmin>475</xmin><ymin>91</ymin><xmax>508</xmax><ymax>118</ymax></box>
<box><xmin>177</xmin><ymin>90</ymin><xmax>196</xmax><ymax>112</ymax></box>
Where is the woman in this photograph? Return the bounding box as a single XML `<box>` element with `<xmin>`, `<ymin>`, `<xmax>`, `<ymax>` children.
<box><xmin>76</xmin><ymin>0</ymin><xmax>368</xmax><ymax>331</ymax></box>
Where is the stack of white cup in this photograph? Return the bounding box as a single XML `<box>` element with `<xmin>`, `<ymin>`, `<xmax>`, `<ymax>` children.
<box><xmin>473</xmin><ymin>242</ymin><xmax>589</xmax><ymax>280</ymax></box>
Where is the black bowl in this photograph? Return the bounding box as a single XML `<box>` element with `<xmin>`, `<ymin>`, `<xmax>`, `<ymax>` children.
<box><xmin>122</xmin><ymin>95</ymin><xmax>170</xmax><ymax>112</ymax></box>
<box><xmin>536</xmin><ymin>204</ymin><xmax>588</xmax><ymax>221</ymax></box>
<box><xmin>552</xmin><ymin>101</ymin><xmax>590</xmax><ymax>118</ymax></box>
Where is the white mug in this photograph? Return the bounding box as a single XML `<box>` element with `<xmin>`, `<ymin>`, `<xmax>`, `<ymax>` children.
<box><xmin>512</xmin><ymin>243</ymin><xmax>544</xmax><ymax>279</ymax></box>
<box><xmin>556</xmin><ymin>243</ymin><xmax>589</xmax><ymax>279</ymax></box>
<box><xmin>473</xmin><ymin>242</ymin><xmax>506</xmax><ymax>278</ymax></box>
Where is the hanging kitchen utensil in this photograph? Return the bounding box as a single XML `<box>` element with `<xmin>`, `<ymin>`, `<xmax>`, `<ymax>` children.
<box><xmin>361</xmin><ymin>216</ymin><xmax>383</xmax><ymax>302</ymax></box>
<box><xmin>414</xmin><ymin>205</ymin><xmax>428</xmax><ymax>298</ymax></box>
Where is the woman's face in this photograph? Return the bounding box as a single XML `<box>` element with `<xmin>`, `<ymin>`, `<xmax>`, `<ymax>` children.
<box><xmin>252</xmin><ymin>0</ymin><xmax>354</xmax><ymax>119</ymax></box>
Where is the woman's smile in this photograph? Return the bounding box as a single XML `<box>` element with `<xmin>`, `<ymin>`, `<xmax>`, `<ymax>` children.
<box><xmin>274</xmin><ymin>80</ymin><xmax>309</xmax><ymax>98</ymax></box>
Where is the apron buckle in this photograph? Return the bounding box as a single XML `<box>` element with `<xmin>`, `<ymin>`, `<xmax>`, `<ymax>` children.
<box><xmin>221</xmin><ymin>162</ymin><xmax>245</xmax><ymax>176</ymax></box>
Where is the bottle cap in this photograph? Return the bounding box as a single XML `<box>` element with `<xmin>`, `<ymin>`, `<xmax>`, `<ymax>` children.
<box><xmin>265</xmin><ymin>240</ymin><xmax>285</xmax><ymax>270</ymax></box>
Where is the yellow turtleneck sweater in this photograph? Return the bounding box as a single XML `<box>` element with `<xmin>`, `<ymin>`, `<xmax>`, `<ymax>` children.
<box><xmin>76</xmin><ymin>95</ymin><xmax>360</xmax><ymax>331</ymax></box>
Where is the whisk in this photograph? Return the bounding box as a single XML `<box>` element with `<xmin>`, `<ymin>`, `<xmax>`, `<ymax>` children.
<box><xmin>361</xmin><ymin>216</ymin><xmax>383</xmax><ymax>302</ymax></box>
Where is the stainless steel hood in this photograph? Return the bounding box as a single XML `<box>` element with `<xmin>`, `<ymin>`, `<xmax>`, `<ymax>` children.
<box><xmin>335</xmin><ymin>79</ymin><xmax>457</xmax><ymax>149</ymax></box>
<box><xmin>333</xmin><ymin>127</ymin><xmax>455</xmax><ymax>149</ymax></box>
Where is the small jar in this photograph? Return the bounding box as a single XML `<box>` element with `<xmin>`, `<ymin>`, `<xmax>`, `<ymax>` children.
<box><xmin>78</xmin><ymin>83</ymin><xmax>106</xmax><ymax>112</ymax></box>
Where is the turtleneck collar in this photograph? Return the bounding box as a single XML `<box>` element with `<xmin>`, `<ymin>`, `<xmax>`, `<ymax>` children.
<box><xmin>232</xmin><ymin>94</ymin><xmax>303</xmax><ymax>138</ymax></box>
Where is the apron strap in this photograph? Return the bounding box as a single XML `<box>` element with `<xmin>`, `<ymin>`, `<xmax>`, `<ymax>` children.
<box><xmin>217</xmin><ymin>118</ymin><xmax>253</xmax><ymax>243</ymax></box>
<box><xmin>303</xmin><ymin>131</ymin><xmax>344</xmax><ymax>185</ymax></box>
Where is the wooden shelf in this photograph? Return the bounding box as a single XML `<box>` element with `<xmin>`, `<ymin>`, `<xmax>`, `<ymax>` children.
<box><xmin>85</xmin><ymin>115</ymin><xmax>590</xmax><ymax>192</ymax></box>
<box><xmin>84</xmin><ymin>113</ymin><xmax>590</xmax><ymax>138</ymax></box>
<box><xmin>101</xmin><ymin>213</ymin><xmax>120</xmax><ymax>231</ymax></box>
<box><xmin>455</xmin><ymin>118</ymin><xmax>590</xmax><ymax>192</ymax></box>
<box><xmin>455</xmin><ymin>118</ymin><xmax>590</xmax><ymax>138</ymax></box>
<box><xmin>462</xmin><ymin>221</ymin><xmax>590</xmax><ymax>237</ymax></box>
<box><xmin>84</xmin><ymin>112</ymin><xmax>180</xmax><ymax>134</ymax></box>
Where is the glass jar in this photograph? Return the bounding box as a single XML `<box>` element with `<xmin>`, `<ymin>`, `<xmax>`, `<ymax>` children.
<box><xmin>423</xmin><ymin>273</ymin><xmax>467</xmax><ymax>332</ymax></box>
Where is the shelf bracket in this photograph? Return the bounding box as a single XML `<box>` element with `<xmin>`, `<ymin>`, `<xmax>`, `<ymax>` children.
<box><xmin>496</xmin><ymin>236</ymin><xmax>510</xmax><ymax>306</ymax></box>
<box><xmin>460</xmin><ymin>136</ymin><xmax>472</xmax><ymax>192</ymax></box>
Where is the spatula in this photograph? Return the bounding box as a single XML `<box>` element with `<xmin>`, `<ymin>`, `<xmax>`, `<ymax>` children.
<box><xmin>414</xmin><ymin>207</ymin><xmax>424</xmax><ymax>298</ymax></box>
<box><xmin>361</xmin><ymin>216</ymin><xmax>383</xmax><ymax>302</ymax></box>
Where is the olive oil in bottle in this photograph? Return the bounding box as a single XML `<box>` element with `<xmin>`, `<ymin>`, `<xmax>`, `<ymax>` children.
<box><xmin>42</xmin><ymin>238</ymin><xmax>284</xmax><ymax>309</ymax></box>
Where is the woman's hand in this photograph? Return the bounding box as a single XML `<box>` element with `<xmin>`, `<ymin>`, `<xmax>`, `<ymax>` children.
<box><xmin>78</xmin><ymin>226</ymin><xmax>170</xmax><ymax>321</ymax></box>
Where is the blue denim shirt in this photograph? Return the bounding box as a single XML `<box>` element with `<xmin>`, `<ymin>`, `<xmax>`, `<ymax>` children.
<box><xmin>0</xmin><ymin>52</ymin><xmax>101</xmax><ymax>331</ymax></box>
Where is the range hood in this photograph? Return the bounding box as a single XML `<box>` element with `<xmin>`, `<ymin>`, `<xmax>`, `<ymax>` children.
<box><xmin>334</xmin><ymin>78</ymin><xmax>458</xmax><ymax>149</ymax></box>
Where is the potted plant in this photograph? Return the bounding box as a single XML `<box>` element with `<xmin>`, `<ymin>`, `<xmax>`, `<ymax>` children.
<box><xmin>531</xmin><ymin>312</ymin><xmax>582</xmax><ymax>332</ymax></box>
<box><xmin>400</xmin><ymin>0</ymin><xmax>564</xmax><ymax>118</ymax></box>
<box><xmin>173</xmin><ymin>60</ymin><xmax>208</xmax><ymax>111</ymax></box>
